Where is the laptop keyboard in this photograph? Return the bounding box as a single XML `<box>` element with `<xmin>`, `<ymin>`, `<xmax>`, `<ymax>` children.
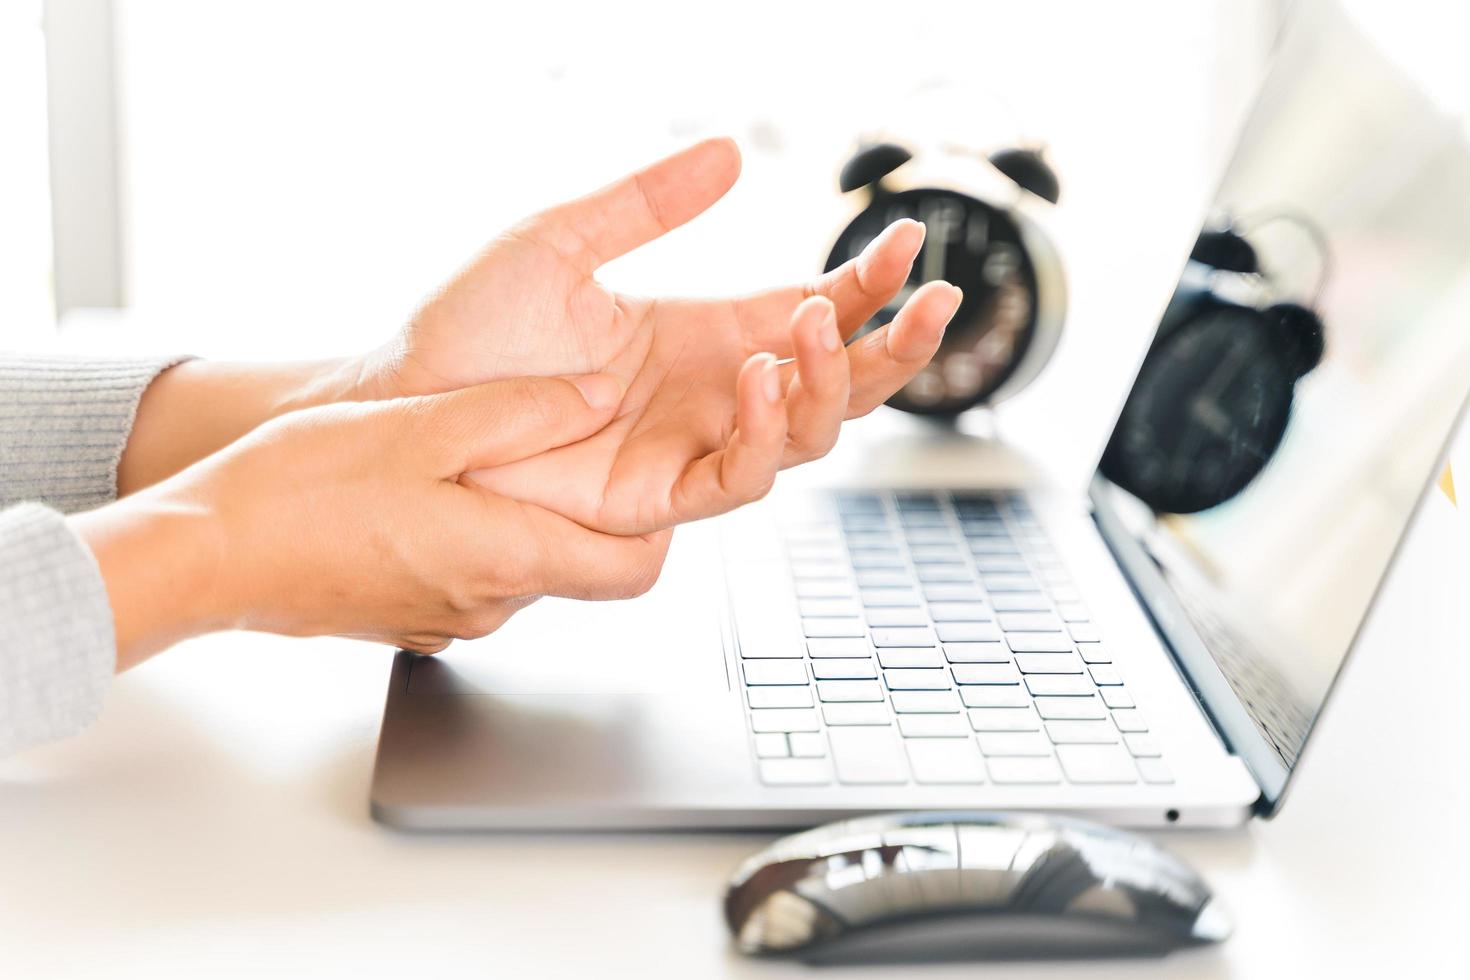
<box><xmin>740</xmin><ymin>491</ymin><xmax>1174</xmax><ymax>788</ymax></box>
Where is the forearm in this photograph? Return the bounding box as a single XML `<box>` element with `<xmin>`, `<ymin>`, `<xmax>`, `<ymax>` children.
<box><xmin>117</xmin><ymin>358</ymin><xmax>364</xmax><ymax>495</ymax></box>
<box><xmin>68</xmin><ymin>491</ymin><xmax>230</xmax><ymax>671</ymax></box>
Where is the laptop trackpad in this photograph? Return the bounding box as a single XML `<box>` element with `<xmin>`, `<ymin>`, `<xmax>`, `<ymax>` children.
<box><xmin>405</xmin><ymin>522</ymin><xmax>729</xmax><ymax>696</ymax></box>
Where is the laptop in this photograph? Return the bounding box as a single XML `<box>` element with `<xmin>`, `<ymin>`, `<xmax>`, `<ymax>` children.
<box><xmin>370</xmin><ymin>3</ymin><xmax>1470</xmax><ymax>830</ymax></box>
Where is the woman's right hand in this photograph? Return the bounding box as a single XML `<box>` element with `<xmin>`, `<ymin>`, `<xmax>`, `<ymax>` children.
<box><xmin>71</xmin><ymin>373</ymin><xmax>671</xmax><ymax>670</ymax></box>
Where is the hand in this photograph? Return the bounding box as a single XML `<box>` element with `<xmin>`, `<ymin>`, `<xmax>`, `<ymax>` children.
<box><xmin>360</xmin><ymin>139</ymin><xmax>960</xmax><ymax>533</ymax></box>
<box><xmin>73</xmin><ymin>374</ymin><xmax>670</xmax><ymax>669</ymax></box>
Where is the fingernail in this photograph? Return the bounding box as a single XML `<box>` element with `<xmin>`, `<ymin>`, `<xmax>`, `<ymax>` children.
<box><xmin>818</xmin><ymin>308</ymin><xmax>841</xmax><ymax>352</ymax></box>
<box><xmin>760</xmin><ymin>356</ymin><xmax>781</xmax><ymax>403</ymax></box>
<box><xmin>570</xmin><ymin>373</ymin><xmax>622</xmax><ymax>410</ymax></box>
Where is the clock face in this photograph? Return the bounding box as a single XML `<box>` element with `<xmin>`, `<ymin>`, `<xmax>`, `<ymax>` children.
<box><xmin>1101</xmin><ymin>305</ymin><xmax>1298</xmax><ymax>514</ymax></box>
<box><xmin>826</xmin><ymin>188</ymin><xmax>1041</xmax><ymax>414</ymax></box>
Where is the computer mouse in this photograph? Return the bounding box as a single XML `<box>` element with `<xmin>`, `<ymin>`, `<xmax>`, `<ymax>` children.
<box><xmin>725</xmin><ymin>811</ymin><xmax>1229</xmax><ymax>963</ymax></box>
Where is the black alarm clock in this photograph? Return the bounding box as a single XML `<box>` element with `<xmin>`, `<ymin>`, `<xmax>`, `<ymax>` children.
<box><xmin>1099</xmin><ymin>220</ymin><xmax>1328</xmax><ymax>514</ymax></box>
<box><xmin>826</xmin><ymin>140</ymin><xmax>1067</xmax><ymax>415</ymax></box>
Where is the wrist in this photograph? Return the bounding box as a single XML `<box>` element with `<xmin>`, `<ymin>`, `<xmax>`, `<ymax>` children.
<box><xmin>69</xmin><ymin>492</ymin><xmax>231</xmax><ymax>671</ymax></box>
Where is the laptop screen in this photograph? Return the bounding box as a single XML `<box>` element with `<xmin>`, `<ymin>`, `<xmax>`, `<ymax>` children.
<box><xmin>1091</xmin><ymin>2</ymin><xmax>1470</xmax><ymax>806</ymax></box>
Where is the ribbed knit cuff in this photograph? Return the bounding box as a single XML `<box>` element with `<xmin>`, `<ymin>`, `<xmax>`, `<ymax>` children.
<box><xmin>0</xmin><ymin>503</ymin><xmax>116</xmax><ymax>756</ymax></box>
<box><xmin>0</xmin><ymin>353</ymin><xmax>192</xmax><ymax>513</ymax></box>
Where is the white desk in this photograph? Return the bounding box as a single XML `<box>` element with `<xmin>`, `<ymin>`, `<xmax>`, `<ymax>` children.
<box><xmin>2</xmin><ymin>410</ymin><xmax>1467</xmax><ymax>978</ymax></box>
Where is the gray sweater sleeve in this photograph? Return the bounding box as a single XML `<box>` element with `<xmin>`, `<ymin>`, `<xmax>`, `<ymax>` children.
<box><xmin>1</xmin><ymin>353</ymin><xmax>188</xmax><ymax>756</ymax></box>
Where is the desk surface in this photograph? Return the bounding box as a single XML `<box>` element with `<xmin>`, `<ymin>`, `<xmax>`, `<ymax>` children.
<box><xmin>2</xmin><ymin>411</ymin><xmax>1467</xmax><ymax>978</ymax></box>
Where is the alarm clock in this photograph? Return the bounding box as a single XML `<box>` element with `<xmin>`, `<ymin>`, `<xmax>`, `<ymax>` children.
<box><xmin>825</xmin><ymin>139</ymin><xmax>1067</xmax><ymax>415</ymax></box>
<box><xmin>1098</xmin><ymin>218</ymin><xmax>1328</xmax><ymax>515</ymax></box>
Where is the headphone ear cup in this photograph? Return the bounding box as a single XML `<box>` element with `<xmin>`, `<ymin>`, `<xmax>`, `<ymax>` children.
<box><xmin>839</xmin><ymin>143</ymin><xmax>913</xmax><ymax>193</ymax></box>
<box><xmin>1263</xmin><ymin>302</ymin><xmax>1325</xmax><ymax>378</ymax></box>
<box><xmin>987</xmin><ymin>148</ymin><xmax>1060</xmax><ymax>204</ymax></box>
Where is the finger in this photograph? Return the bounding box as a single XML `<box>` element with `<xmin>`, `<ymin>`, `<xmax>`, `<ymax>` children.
<box><xmin>667</xmin><ymin>352</ymin><xmax>788</xmax><ymax>525</ymax></box>
<box><xmin>412</xmin><ymin>373</ymin><xmax>624</xmax><ymax>474</ymax></box>
<box><xmin>521</xmin><ymin>138</ymin><xmax>741</xmax><ymax>274</ymax></box>
<box><xmin>781</xmin><ymin>296</ymin><xmax>849</xmax><ymax>466</ymax></box>
<box><xmin>731</xmin><ymin>218</ymin><xmax>924</xmax><ymax>353</ymax></box>
<box><xmin>841</xmin><ymin>281</ymin><xmax>962</xmax><ymax>418</ymax></box>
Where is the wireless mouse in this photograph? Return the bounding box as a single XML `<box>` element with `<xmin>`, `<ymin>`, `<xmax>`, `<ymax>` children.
<box><xmin>725</xmin><ymin>811</ymin><xmax>1229</xmax><ymax>963</ymax></box>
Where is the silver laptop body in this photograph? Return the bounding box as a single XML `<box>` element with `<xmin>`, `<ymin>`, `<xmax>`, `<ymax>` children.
<box><xmin>370</xmin><ymin>3</ymin><xmax>1470</xmax><ymax>830</ymax></box>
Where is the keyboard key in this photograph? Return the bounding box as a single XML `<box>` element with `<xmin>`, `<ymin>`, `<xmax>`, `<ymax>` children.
<box><xmin>977</xmin><ymin>732</ymin><xmax>1053</xmax><ymax>756</ymax></box>
<box><xmin>750</xmin><ymin>709</ymin><xmax>822</xmax><ymax>733</ymax></box>
<box><xmin>823</xmin><ymin>702</ymin><xmax>893</xmax><ymax>726</ymax></box>
<box><xmin>974</xmin><ymin>556</ymin><xmax>1030</xmax><ymax>573</ymax></box>
<box><xmin>808</xmin><ymin>637</ymin><xmax>871</xmax><ymax>658</ymax></box>
<box><xmin>846</xmin><ymin>531</ymin><xmax>897</xmax><ymax>550</ymax></box>
<box><xmin>883</xmin><ymin>668</ymin><xmax>951</xmax><ymax>690</ymax></box>
<box><xmin>753</xmin><ymin>733</ymin><xmax>789</xmax><ymax>758</ymax></box>
<box><xmin>1136</xmin><ymin>758</ymin><xmax>1175</xmax><ymax>784</ymax></box>
<box><xmin>803</xmin><ymin>618</ymin><xmax>866</xmax><ymax>638</ymax></box>
<box><xmin>983</xmin><ymin>574</ymin><xmax>1039</xmax><ymax>592</ymax></box>
<box><xmin>758</xmin><ymin>758</ymin><xmax>832</xmax><ymax>785</ymax></box>
<box><xmin>1025</xmin><ymin>675</ymin><xmax>1094</xmax><ymax>697</ymax></box>
<box><xmin>1050</xmin><ymin>585</ymin><xmax>1082</xmax><ymax>603</ymax></box>
<box><xmin>961</xmin><ymin>686</ymin><xmax>1030</xmax><ymax>708</ymax></box>
<box><xmin>1070</xmin><ymin>623</ymin><xmax>1103</xmax><ymax>643</ymax></box>
<box><xmin>1045</xmin><ymin>720</ymin><xmax>1119</xmax><ymax>743</ymax></box>
<box><xmin>923</xmin><ymin>583</ymin><xmax>985</xmax><ymax>602</ymax></box>
<box><xmin>967</xmin><ymin>539</ymin><xmax>1020</xmax><ymax>555</ymax></box>
<box><xmin>1057</xmin><ymin>603</ymin><xmax>1090</xmax><ymax>622</ymax></box>
<box><xmin>1100</xmin><ymin>687</ymin><xmax>1135</xmax><ymax>709</ymax></box>
<box><xmin>1124</xmin><ymin>733</ymin><xmax>1162</xmax><ymax>757</ymax></box>
<box><xmin>986</xmin><ymin>756</ymin><xmax>1062</xmax><ymax>784</ymax></box>
<box><xmin>943</xmin><ymin>641</ymin><xmax>1011</xmax><ymax>663</ymax></box>
<box><xmin>890</xmin><ymin>690</ymin><xmax>962</xmax><ymax>713</ymax></box>
<box><xmin>862</xmin><ymin>588</ymin><xmax>922</xmax><ymax>607</ymax></box>
<box><xmin>1078</xmin><ymin>643</ymin><xmax>1112</xmax><ymax>664</ymax></box>
<box><xmin>898</xmin><ymin>714</ymin><xmax>971</xmax><ymax>738</ymax></box>
<box><xmin>909</xmin><ymin>544</ymin><xmax>964</xmax><ymax>563</ymax></box>
<box><xmin>817</xmin><ymin>680</ymin><xmax>885</xmax><ymax>702</ymax></box>
<box><xmin>906</xmin><ymin>738</ymin><xmax>986</xmax><ymax>784</ymax></box>
<box><xmin>1014</xmin><ymin>652</ymin><xmax>1085</xmax><ymax>674</ymax></box>
<box><xmin>850</xmin><ymin>551</ymin><xmax>904</xmax><ymax>570</ymax></box>
<box><xmin>1006</xmin><ymin>633</ymin><xmax>1075</xmax><ymax>652</ymax></box>
<box><xmin>810</xmin><ymin>658</ymin><xmax>878</xmax><ymax>680</ymax></box>
<box><xmin>743</xmin><ymin>661</ymin><xmax>808</xmax><ymax>685</ymax></box>
<box><xmin>872</xmin><ymin>627</ymin><xmax>938</xmax><ymax>647</ymax></box>
<box><xmin>998</xmin><ymin>612</ymin><xmax>1064</xmax><ymax>632</ymax></box>
<box><xmin>799</xmin><ymin>598</ymin><xmax>861</xmax><ymax>618</ymax></box>
<box><xmin>790</xmin><ymin>560</ymin><xmax>848</xmax><ymax>580</ymax></box>
<box><xmin>877</xmin><ymin>648</ymin><xmax>945</xmax><ymax>669</ymax></box>
<box><xmin>855</xmin><ymin>569</ymin><xmax>911</xmax><ymax>589</ymax></box>
<box><xmin>1088</xmin><ymin>665</ymin><xmax>1123</xmax><ymax>685</ymax></box>
<box><xmin>903</xmin><ymin>527</ymin><xmax>953</xmax><ymax>544</ymax></box>
<box><xmin>928</xmin><ymin>602</ymin><xmax>992</xmax><ymax>622</ymax></box>
<box><xmin>865</xmin><ymin>607</ymin><xmax>928</xmax><ymax>628</ymax></box>
<box><xmin>795</xmin><ymin>580</ymin><xmax>853</xmax><ymax>599</ymax></box>
<box><xmin>1112</xmin><ymin>709</ymin><xmax>1149</xmax><ymax>733</ymax></box>
<box><xmin>829</xmin><ymin>727</ymin><xmax>910</xmax><ymax>784</ymax></box>
<box><xmin>936</xmin><ymin>623</ymin><xmax>1003</xmax><ymax>643</ymax></box>
<box><xmin>951</xmin><ymin>663</ymin><xmax>1022</xmax><ymax>685</ymax></box>
<box><xmin>968</xmin><ymin>708</ymin><xmax>1041</xmax><ymax>732</ymax></box>
<box><xmin>990</xmin><ymin>593</ymin><xmax>1051</xmax><ymax>612</ymax></box>
<box><xmin>747</xmin><ymin>687</ymin><xmax>813</xmax><ymax>709</ymax></box>
<box><xmin>916</xmin><ymin>565</ymin><xmax>973</xmax><ymax>583</ymax></box>
<box><xmin>1056</xmin><ymin>744</ymin><xmax>1138</xmax><ymax>783</ymax></box>
<box><xmin>788</xmin><ymin>732</ymin><xmax>827</xmax><ymax>757</ymax></box>
<box><xmin>1034</xmin><ymin>696</ymin><xmax>1107</xmax><ymax>720</ymax></box>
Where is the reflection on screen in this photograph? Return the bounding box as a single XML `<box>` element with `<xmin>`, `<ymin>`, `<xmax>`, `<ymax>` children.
<box><xmin>1097</xmin><ymin>7</ymin><xmax>1470</xmax><ymax>769</ymax></box>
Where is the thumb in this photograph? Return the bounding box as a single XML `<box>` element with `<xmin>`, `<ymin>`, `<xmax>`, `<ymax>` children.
<box><xmin>411</xmin><ymin>373</ymin><xmax>623</xmax><ymax>474</ymax></box>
